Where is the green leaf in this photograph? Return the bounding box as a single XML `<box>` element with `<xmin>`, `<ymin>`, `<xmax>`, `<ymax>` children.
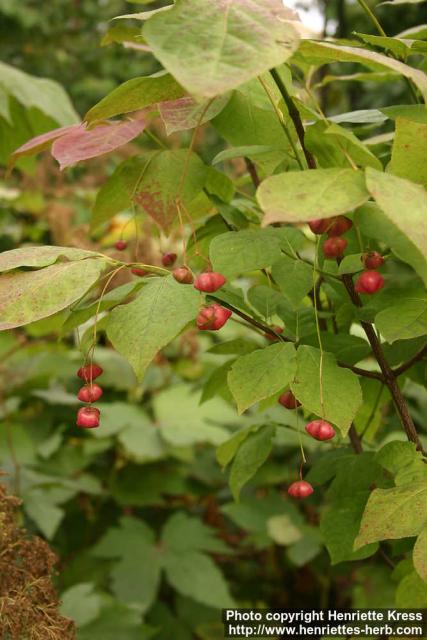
<box><xmin>396</xmin><ymin>571</ymin><xmax>427</xmax><ymax>608</ymax></box>
<box><xmin>0</xmin><ymin>258</ymin><xmax>107</xmax><ymax>330</ymax></box>
<box><xmin>0</xmin><ymin>245</ymin><xmax>102</xmax><ymax>273</ymax></box>
<box><xmin>367</xmin><ymin>165</ymin><xmax>427</xmax><ymax>265</ymax></box>
<box><xmin>376</xmin><ymin>441</ymin><xmax>427</xmax><ymax>486</ymax></box>
<box><xmin>106</xmin><ymin>276</ymin><xmax>200</xmax><ymax>381</ymax></box>
<box><xmin>162</xmin><ymin>512</ymin><xmax>229</xmax><ymax>554</ymax></box>
<box><xmin>388</xmin><ymin>118</ymin><xmax>427</xmax><ymax>188</ymax></box>
<box><xmin>118</xmin><ymin>420</ymin><xmax>167</xmax><ymax>464</ymax></box>
<box><xmin>85</xmin><ymin>72</ymin><xmax>185</xmax><ymax>123</ymax></box>
<box><xmin>414</xmin><ymin>527</ymin><xmax>427</xmax><ymax>583</ymax></box>
<box><xmin>267</xmin><ymin>515</ymin><xmax>302</xmax><ymax>545</ymax></box>
<box><xmin>143</xmin><ymin>0</ymin><xmax>299</xmax><ymax>98</ymax></box>
<box><xmin>298</xmin><ymin>40</ymin><xmax>427</xmax><ymax>102</ymax></box>
<box><xmin>212</xmin><ymin>87</ymin><xmax>293</xmax><ymax>173</ymax></box>
<box><xmin>60</xmin><ymin>583</ymin><xmax>101</xmax><ymax>627</ymax></box>
<box><xmin>0</xmin><ymin>60</ymin><xmax>78</xmax><ymax>126</ymax></box>
<box><xmin>228</xmin><ymin>343</ymin><xmax>297</xmax><ymax>414</ymax></box>
<box><xmin>229</xmin><ymin>425</ymin><xmax>275</xmax><ymax>501</ymax></box>
<box><xmin>93</xmin><ymin>517</ymin><xmax>161</xmax><ymax>612</ymax></box>
<box><xmin>354</xmin><ymin>479</ymin><xmax>427</xmax><ymax>549</ymax></box>
<box><xmin>77</xmin><ymin>602</ymin><xmax>146</xmax><ymax>640</ymax></box>
<box><xmin>247</xmin><ymin>285</ymin><xmax>284</xmax><ymax>319</ymax></box>
<box><xmin>163</xmin><ymin>550</ymin><xmax>234</xmax><ymax>608</ymax></box>
<box><xmin>305</xmin><ymin>121</ymin><xmax>382</xmax><ymax>170</ymax></box>
<box><xmin>210</xmin><ymin>229</ymin><xmax>283</xmax><ymax>278</ymax></box>
<box><xmin>258</xmin><ymin>169</ymin><xmax>369</xmax><ymax>225</ymax></box>
<box><xmin>212</xmin><ymin>145</ymin><xmax>275</xmax><ymax>165</ymax></box>
<box><xmin>321</xmin><ymin>454</ymin><xmax>383</xmax><ymax>564</ymax></box>
<box><xmin>357</xmin><ymin>202</ymin><xmax>427</xmax><ymax>286</ymax></box>
<box><xmin>271</xmin><ymin>256</ymin><xmax>314</xmax><ymax>308</ymax></box>
<box><xmin>375</xmin><ymin>296</ymin><xmax>427</xmax><ymax>343</ymax></box>
<box><xmin>23</xmin><ymin>491</ymin><xmax>64</xmax><ymax>540</ymax></box>
<box><xmin>153</xmin><ymin>384</ymin><xmax>233</xmax><ymax>446</ymax></box>
<box><xmin>290</xmin><ymin>345</ymin><xmax>363</xmax><ymax>435</ymax></box>
<box><xmin>91</xmin><ymin>155</ymin><xmax>151</xmax><ymax>230</ymax></box>
<box><xmin>216</xmin><ymin>425</ymin><xmax>258</xmax><ymax>468</ymax></box>
<box><xmin>134</xmin><ymin>149</ymin><xmax>208</xmax><ymax>232</ymax></box>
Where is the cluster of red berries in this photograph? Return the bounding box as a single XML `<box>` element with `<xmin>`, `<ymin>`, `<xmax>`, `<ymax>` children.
<box><xmin>172</xmin><ymin>267</ymin><xmax>232</xmax><ymax>332</ymax></box>
<box><xmin>278</xmin><ymin>391</ymin><xmax>336</xmax><ymax>499</ymax></box>
<box><xmin>354</xmin><ymin>251</ymin><xmax>385</xmax><ymax>295</ymax></box>
<box><xmin>75</xmin><ymin>364</ymin><xmax>103</xmax><ymax>429</ymax></box>
<box><xmin>309</xmin><ymin>215</ymin><xmax>352</xmax><ymax>260</ymax></box>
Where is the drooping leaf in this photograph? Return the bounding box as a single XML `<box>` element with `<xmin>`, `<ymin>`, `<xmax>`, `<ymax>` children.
<box><xmin>51</xmin><ymin>118</ymin><xmax>147</xmax><ymax>169</ymax></box>
<box><xmin>134</xmin><ymin>149</ymin><xmax>208</xmax><ymax>232</ymax></box>
<box><xmin>298</xmin><ymin>40</ymin><xmax>427</xmax><ymax>102</ymax></box>
<box><xmin>366</xmin><ymin>168</ymin><xmax>427</xmax><ymax>262</ymax></box>
<box><xmin>375</xmin><ymin>296</ymin><xmax>427</xmax><ymax>342</ymax></box>
<box><xmin>106</xmin><ymin>275</ymin><xmax>201</xmax><ymax>380</ymax></box>
<box><xmin>210</xmin><ymin>229</ymin><xmax>283</xmax><ymax>277</ymax></box>
<box><xmin>216</xmin><ymin>425</ymin><xmax>259</xmax><ymax>468</ymax></box>
<box><xmin>159</xmin><ymin>95</ymin><xmax>230</xmax><ymax>135</ymax></box>
<box><xmin>388</xmin><ymin>117</ymin><xmax>427</xmax><ymax>187</ymax></box>
<box><xmin>143</xmin><ymin>0</ymin><xmax>299</xmax><ymax>98</ymax></box>
<box><xmin>0</xmin><ymin>259</ymin><xmax>107</xmax><ymax>330</ymax></box>
<box><xmin>229</xmin><ymin>424</ymin><xmax>275</xmax><ymax>500</ymax></box>
<box><xmin>228</xmin><ymin>343</ymin><xmax>296</xmax><ymax>414</ymax></box>
<box><xmin>258</xmin><ymin>168</ymin><xmax>369</xmax><ymax>225</ymax></box>
<box><xmin>290</xmin><ymin>345</ymin><xmax>363</xmax><ymax>435</ymax></box>
<box><xmin>354</xmin><ymin>479</ymin><xmax>427</xmax><ymax>549</ymax></box>
<box><xmin>85</xmin><ymin>72</ymin><xmax>185</xmax><ymax>123</ymax></box>
<box><xmin>0</xmin><ymin>245</ymin><xmax>102</xmax><ymax>273</ymax></box>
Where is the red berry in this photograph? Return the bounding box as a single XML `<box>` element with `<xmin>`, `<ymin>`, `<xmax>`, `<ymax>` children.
<box><xmin>77</xmin><ymin>384</ymin><xmax>103</xmax><ymax>403</ymax></box>
<box><xmin>162</xmin><ymin>252</ymin><xmax>177</xmax><ymax>267</ymax></box>
<box><xmin>172</xmin><ymin>266</ymin><xmax>194</xmax><ymax>284</ymax></box>
<box><xmin>77</xmin><ymin>364</ymin><xmax>103</xmax><ymax>382</ymax></box>
<box><xmin>131</xmin><ymin>268</ymin><xmax>148</xmax><ymax>277</ymax></box>
<box><xmin>265</xmin><ymin>326</ymin><xmax>284</xmax><ymax>341</ymax></box>
<box><xmin>362</xmin><ymin>251</ymin><xmax>384</xmax><ymax>270</ymax></box>
<box><xmin>305</xmin><ymin>419</ymin><xmax>336</xmax><ymax>441</ymax></box>
<box><xmin>194</xmin><ymin>272</ymin><xmax>226</xmax><ymax>293</ymax></box>
<box><xmin>322</xmin><ymin>236</ymin><xmax>347</xmax><ymax>259</ymax></box>
<box><xmin>288</xmin><ymin>480</ymin><xmax>314</xmax><ymax>499</ymax></box>
<box><xmin>308</xmin><ymin>219</ymin><xmax>328</xmax><ymax>235</ymax></box>
<box><xmin>115</xmin><ymin>240</ymin><xmax>127</xmax><ymax>251</ymax></box>
<box><xmin>76</xmin><ymin>406</ymin><xmax>100</xmax><ymax>429</ymax></box>
<box><xmin>197</xmin><ymin>304</ymin><xmax>232</xmax><ymax>330</ymax></box>
<box><xmin>326</xmin><ymin>216</ymin><xmax>353</xmax><ymax>237</ymax></box>
<box><xmin>278</xmin><ymin>390</ymin><xmax>301</xmax><ymax>410</ymax></box>
<box><xmin>354</xmin><ymin>270</ymin><xmax>384</xmax><ymax>295</ymax></box>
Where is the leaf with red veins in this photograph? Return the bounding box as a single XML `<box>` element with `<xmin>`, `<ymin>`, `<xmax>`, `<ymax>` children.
<box><xmin>51</xmin><ymin>118</ymin><xmax>147</xmax><ymax>169</ymax></box>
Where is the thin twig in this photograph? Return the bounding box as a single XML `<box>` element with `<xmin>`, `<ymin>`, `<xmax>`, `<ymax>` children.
<box><xmin>270</xmin><ymin>68</ymin><xmax>316</xmax><ymax>169</ymax></box>
<box><xmin>393</xmin><ymin>344</ymin><xmax>427</xmax><ymax>377</ymax></box>
<box><xmin>341</xmin><ymin>274</ymin><xmax>424</xmax><ymax>452</ymax></box>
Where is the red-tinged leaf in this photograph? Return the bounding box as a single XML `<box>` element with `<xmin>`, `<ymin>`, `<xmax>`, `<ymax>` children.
<box><xmin>9</xmin><ymin>124</ymin><xmax>84</xmax><ymax>166</ymax></box>
<box><xmin>51</xmin><ymin>118</ymin><xmax>147</xmax><ymax>169</ymax></box>
<box><xmin>159</xmin><ymin>95</ymin><xmax>230</xmax><ymax>135</ymax></box>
